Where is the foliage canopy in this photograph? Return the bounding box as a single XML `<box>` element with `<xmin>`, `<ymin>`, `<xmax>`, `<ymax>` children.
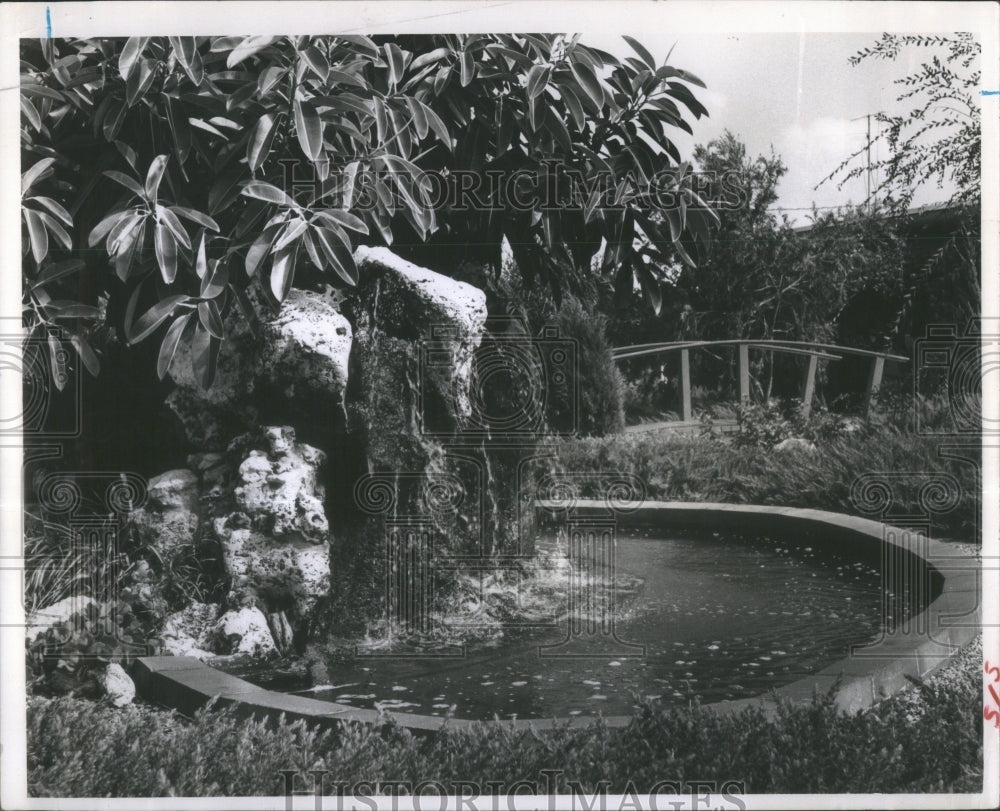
<box><xmin>21</xmin><ymin>34</ymin><xmax>715</xmax><ymax>390</ymax></box>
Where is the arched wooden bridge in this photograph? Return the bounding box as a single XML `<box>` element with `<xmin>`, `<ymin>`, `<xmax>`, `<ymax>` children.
<box><xmin>611</xmin><ymin>339</ymin><xmax>909</xmax><ymax>432</ymax></box>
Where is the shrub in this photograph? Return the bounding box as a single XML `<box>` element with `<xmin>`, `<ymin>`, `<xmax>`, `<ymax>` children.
<box><xmin>546</xmin><ymin>298</ymin><xmax>625</xmax><ymax>437</ymax></box>
<box><xmin>27</xmin><ymin>640</ymin><xmax>981</xmax><ymax>796</ymax></box>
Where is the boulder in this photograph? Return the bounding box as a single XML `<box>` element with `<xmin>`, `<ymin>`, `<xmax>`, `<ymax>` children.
<box><xmin>233</xmin><ymin>427</ymin><xmax>328</xmax><ymax>543</ymax></box>
<box><xmin>210</xmin><ymin>607</ymin><xmax>278</xmax><ymax>657</ymax></box>
<box><xmin>26</xmin><ymin>596</ymin><xmax>96</xmax><ymax>643</ymax></box>
<box><xmin>258</xmin><ymin>288</ymin><xmax>352</xmax><ymax>421</ymax></box>
<box><xmin>773</xmin><ymin>437</ymin><xmax>819</xmax><ymax>455</ymax></box>
<box><xmin>351</xmin><ymin>246</ymin><xmax>488</xmax><ymax>430</ymax></box>
<box><xmin>212</xmin><ymin>427</ymin><xmax>331</xmax><ymax>634</ymax></box>
<box><xmin>96</xmin><ymin>663</ymin><xmax>135</xmax><ymax>707</ymax></box>
<box><xmin>161</xmin><ymin>601</ymin><xmax>219</xmax><ymax>660</ymax></box>
<box><xmin>126</xmin><ymin>469</ymin><xmax>200</xmax><ymax>567</ymax></box>
<box><xmin>167</xmin><ymin>288</ymin><xmax>352</xmax><ymax>451</ymax></box>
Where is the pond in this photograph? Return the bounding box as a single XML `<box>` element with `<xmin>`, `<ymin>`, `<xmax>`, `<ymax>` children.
<box><xmin>290</xmin><ymin>529</ymin><xmax>916</xmax><ymax>720</ymax></box>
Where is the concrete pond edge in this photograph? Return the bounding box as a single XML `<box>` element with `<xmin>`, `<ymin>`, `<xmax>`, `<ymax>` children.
<box><xmin>133</xmin><ymin>501</ymin><xmax>981</xmax><ymax>735</ymax></box>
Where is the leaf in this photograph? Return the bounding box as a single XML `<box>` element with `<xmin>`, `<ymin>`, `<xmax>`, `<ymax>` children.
<box><xmin>384</xmin><ymin>42</ymin><xmax>406</xmax><ymax>86</ymax></box>
<box><xmin>169</xmin><ymin>206</ymin><xmax>220</xmax><ymax>232</ymax></box>
<box><xmin>69</xmin><ymin>333</ymin><xmax>101</xmax><ymax>377</ymax></box>
<box><xmin>274</xmin><ymin>217</ymin><xmax>309</xmax><ymax>251</ymax></box>
<box><xmin>22</xmin><ymin>158</ymin><xmax>56</xmax><ymax>196</ymax></box>
<box><xmin>157</xmin><ymin>206</ymin><xmax>191</xmax><ymax>250</ymax></box>
<box><xmin>459</xmin><ymin>50</ymin><xmax>476</xmax><ymax>87</ymax></box>
<box><xmin>169</xmin><ymin>37</ymin><xmax>204</xmax><ymax>85</ymax></box>
<box><xmin>293</xmin><ymin>98</ymin><xmax>324</xmax><ymax>161</ymax></box>
<box><xmin>269</xmin><ymin>246</ymin><xmax>296</xmax><ymax>302</ymax></box>
<box><xmin>125</xmin><ymin>59</ymin><xmax>156</xmax><ymax>107</ymax></box>
<box><xmin>198</xmin><ymin>300</ymin><xmax>224</xmax><ymax>339</ymax></box>
<box><xmin>33</xmin><ymin>259</ymin><xmax>85</xmax><ymax>288</ymax></box>
<box><xmin>101</xmin><ymin>98</ymin><xmax>127</xmax><ymax>142</ymax></box>
<box><xmin>526</xmin><ymin>64</ymin><xmax>551</xmax><ymax>100</ymax></box>
<box><xmin>106</xmin><ymin>212</ymin><xmax>143</xmax><ymax>256</ymax></box>
<box><xmin>165</xmin><ymin>96</ymin><xmax>192</xmax><ymax>164</ymax></box>
<box><xmin>128</xmin><ymin>295</ymin><xmax>189</xmax><ymax>345</ymax></box>
<box><xmin>231</xmin><ymin>283</ymin><xmax>262</xmax><ymax>337</ymax></box>
<box><xmin>242</xmin><ymin>180</ymin><xmax>297</xmax><ymax>208</ymax></box>
<box><xmin>207</xmin><ymin>166</ymin><xmax>245</xmax><ymax>214</ymax></box>
<box><xmin>257</xmin><ymin>65</ymin><xmax>287</xmax><ymax>96</ymax></box>
<box><xmin>88</xmin><ymin>209</ymin><xmax>133</xmax><ymax>247</ymax></box>
<box><xmin>569</xmin><ymin>60</ymin><xmax>605</xmax><ymax>111</ymax></box>
<box><xmin>144</xmin><ymin>154</ymin><xmax>170</xmax><ymax>200</ymax></box>
<box><xmin>200</xmin><ymin>258</ymin><xmax>229</xmax><ymax>298</ymax></box>
<box><xmin>190</xmin><ymin>320</ymin><xmax>220</xmax><ymax>390</ymax></box>
<box><xmin>154</xmin><ymin>221</ymin><xmax>178</xmax><ymax>283</ymax></box>
<box><xmin>623</xmin><ymin>36</ymin><xmax>657</xmax><ymax>71</ymax></box>
<box><xmin>226</xmin><ymin>36</ymin><xmax>277</xmax><ymax>69</ymax></box>
<box><xmin>193</xmin><ymin>233</ymin><xmax>208</xmax><ymax>280</ymax></box>
<box><xmin>313</xmin><ymin>208</ymin><xmax>368</xmax><ymax>234</ymax></box>
<box><xmin>21</xmin><ymin>96</ymin><xmax>41</xmax><ymax>131</ymax></box>
<box><xmin>188</xmin><ymin>118</ymin><xmax>227</xmax><ymax>138</ymax></box>
<box><xmin>118</xmin><ymin>37</ymin><xmax>150</xmax><ymax>81</ymax></box>
<box><xmin>312</xmin><ymin>227</ymin><xmax>358</xmax><ymax>286</ymax></box>
<box><xmin>247</xmin><ymin>112</ymin><xmax>279</xmax><ymax>172</ymax></box>
<box><xmin>33</xmin><ymin>210</ymin><xmax>73</xmax><ymax>251</ymax></box>
<box><xmin>326</xmin><ymin>68</ymin><xmax>368</xmax><ymax>89</ymax></box>
<box><xmin>24</xmin><ymin>209</ymin><xmax>48</xmax><ymax>264</ymax></box>
<box><xmin>103</xmin><ymin>170</ymin><xmax>144</xmax><ymax>198</ymax></box>
<box><xmin>29</xmin><ymin>195</ymin><xmax>72</xmax><ymax>226</ymax></box>
<box><xmin>156</xmin><ymin>313</ymin><xmax>192</xmax><ymax>380</ymax></box>
<box><xmin>47</xmin><ymin>332</ymin><xmax>67</xmax><ymax>391</ymax></box>
<box><xmin>416</xmin><ymin>100</ymin><xmax>451</xmax><ymax>146</ymax></box>
<box><xmin>245</xmin><ymin>224</ymin><xmax>280</xmax><ymax>277</ymax></box>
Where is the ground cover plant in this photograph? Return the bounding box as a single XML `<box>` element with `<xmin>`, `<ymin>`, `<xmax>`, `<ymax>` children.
<box><xmin>27</xmin><ymin>635</ymin><xmax>982</xmax><ymax>796</ymax></box>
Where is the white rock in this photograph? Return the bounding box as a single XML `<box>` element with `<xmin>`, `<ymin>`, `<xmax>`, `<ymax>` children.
<box><xmin>26</xmin><ymin>596</ymin><xmax>96</xmax><ymax>642</ymax></box>
<box><xmin>147</xmin><ymin>469</ymin><xmax>199</xmax><ymax>511</ymax></box>
<box><xmin>773</xmin><ymin>437</ymin><xmax>818</xmax><ymax>455</ymax></box>
<box><xmin>97</xmin><ymin>663</ymin><xmax>135</xmax><ymax>707</ymax></box>
<box><xmin>211</xmin><ymin>607</ymin><xmax>278</xmax><ymax>658</ymax></box>
<box><xmin>161</xmin><ymin>602</ymin><xmax>219</xmax><ymax>660</ymax></box>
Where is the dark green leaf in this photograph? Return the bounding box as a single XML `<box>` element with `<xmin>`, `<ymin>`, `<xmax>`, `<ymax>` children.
<box><xmin>129</xmin><ymin>295</ymin><xmax>189</xmax><ymax>345</ymax></box>
<box><xmin>47</xmin><ymin>332</ymin><xmax>67</xmax><ymax>391</ymax></box>
<box><xmin>194</xmin><ymin>233</ymin><xmax>208</xmax><ymax>280</ymax></box>
<box><xmin>274</xmin><ymin>217</ymin><xmax>309</xmax><ymax>251</ymax></box>
<box><xmin>242</xmin><ymin>180</ymin><xmax>297</xmax><ymax>208</ymax></box>
<box><xmin>69</xmin><ymin>333</ymin><xmax>101</xmax><ymax>377</ymax></box>
<box><xmin>144</xmin><ymin>154</ymin><xmax>170</xmax><ymax>200</ymax></box>
<box><xmin>21</xmin><ymin>158</ymin><xmax>56</xmax><ymax>196</ymax></box>
<box><xmin>29</xmin><ymin>195</ymin><xmax>72</xmax><ymax>226</ymax></box>
<box><xmin>169</xmin><ymin>37</ymin><xmax>204</xmax><ymax>85</ymax></box>
<box><xmin>527</xmin><ymin>64</ymin><xmax>551</xmax><ymax>100</ymax></box>
<box><xmin>313</xmin><ymin>208</ymin><xmax>369</xmax><ymax>234</ymax></box>
<box><xmin>198</xmin><ymin>300</ymin><xmax>224</xmax><ymax>339</ymax></box>
<box><xmin>154</xmin><ymin>221</ymin><xmax>178</xmax><ymax>283</ymax></box>
<box><xmin>459</xmin><ymin>50</ymin><xmax>475</xmax><ymax>86</ymax></box>
<box><xmin>245</xmin><ymin>224</ymin><xmax>281</xmax><ymax>277</ymax></box>
<box><xmin>32</xmin><ymin>259</ymin><xmax>85</xmax><ymax>288</ymax></box>
<box><xmin>293</xmin><ymin>97</ymin><xmax>324</xmax><ymax>161</ymax></box>
<box><xmin>226</xmin><ymin>36</ymin><xmax>277</xmax><ymax>69</ymax></box>
<box><xmin>269</xmin><ymin>246</ymin><xmax>296</xmax><ymax>302</ymax></box>
<box><xmin>190</xmin><ymin>320</ymin><xmax>220</xmax><ymax>390</ymax></box>
<box><xmin>157</xmin><ymin>206</ymin><xmax>191</xmax><ymax>250</ymax></box>
<box><xmin>156</xmin><ymin>312</ymin><xmax>192</xmax><ymax>380</ymax></box>
<box><xmin>103</xmin><ymin>170</ymin><xmax>144</xmax><ymax>198</ymax></box>
<box><xmin>24</xmin><ymin>209</ymin><xmax>48</xmax><ymax>264</ymax></box>
<box><xmin>169</xmin><ymin>205</ymin><xmax>220</xmax><ymax>232</ymax></box>
<box><xmin>623</xmin><ymin>36</ymin><xmax>657</xmax><ymax>71</ymax></box>
<box><xmin>118</xmin><ymin>37</ymin><xmax>149</xmax><ymax>81</ymax></box>
<box><xmin>125</xmin><ymin>59</ymin><xmax>155</xmax><ymax>107</ymax></box>
<box><xmin>247</xmin><ymin>112</ymin><xmax>279</xmax><ymax>173</ymax></box>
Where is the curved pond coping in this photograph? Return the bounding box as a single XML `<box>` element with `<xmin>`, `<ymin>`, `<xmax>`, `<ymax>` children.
<box><xmin>133</xmin><ymin>501</ymin><xmax>980</xmax><ymax>736</ymax></box>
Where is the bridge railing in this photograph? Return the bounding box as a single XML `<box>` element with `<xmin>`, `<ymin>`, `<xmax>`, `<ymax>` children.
<box><xmin>611</xmin><ymin>339</ymin><xmax>909</xmax><ymax>421</ymax></box>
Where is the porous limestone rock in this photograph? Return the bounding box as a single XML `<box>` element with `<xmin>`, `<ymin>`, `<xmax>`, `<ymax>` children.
<box><xmin>96</xmin><ymin>663</ymin><xmax>135</xmax><ymax>707</ymax></box>
<box><xmin>161</xmin><ymin>601</ymin><xmax>219</xmax><ymax>660</ymax></box>
<box><xmin>210</xmin><ymin>606</ymin><xmax>278</xmax><ymax>657</ymax></box>
<box><xmin>26</xmin><ymin>596</ymin><xmax>97</xmax><ymax>643</ymax></box>
<box><xmin>126</xmin><ymin>469</ymin><xmax>200</xmax><ymax>566</ymax></box>
<box><xmin>212</xmin><ymin>427</ymin><xmax>331</xmax><ymax>637</ymax></box>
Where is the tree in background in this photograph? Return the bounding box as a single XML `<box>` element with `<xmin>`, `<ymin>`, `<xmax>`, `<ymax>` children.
<box><xmin>822</xmin><ymin>33</ymin><xmax>980</xmax><ymax>211</ymax></box>
<box><xmin>20</xmin><ymin>34</ymin><xmax>715</xmax><ymax>393</ymax></box>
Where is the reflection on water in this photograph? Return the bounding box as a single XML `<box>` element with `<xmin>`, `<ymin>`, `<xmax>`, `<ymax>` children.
<box><xmin>300</xmin><ymin>530</ymin><xmax>912</xmax><ymax>720</ymax></box>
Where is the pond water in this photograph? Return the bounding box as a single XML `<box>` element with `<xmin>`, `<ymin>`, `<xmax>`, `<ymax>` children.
<box><xmin>296</xmin><ymin>529</ymin><xmax>914</xmax><ymax>720</ymax></box>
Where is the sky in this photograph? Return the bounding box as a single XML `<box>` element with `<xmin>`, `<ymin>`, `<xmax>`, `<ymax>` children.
<box><xmin>587</xmin><ymin>31</ymin><xmax>967</xmax><ymax>225</ymax></box>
